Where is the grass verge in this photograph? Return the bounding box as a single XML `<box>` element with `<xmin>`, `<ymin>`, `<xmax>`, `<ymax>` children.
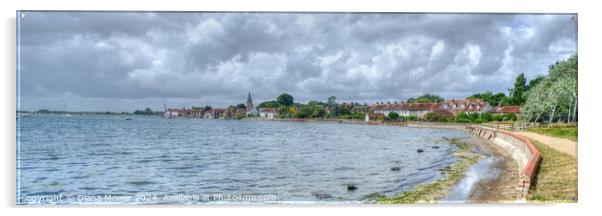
<box><xmin>527</xmin><ymin>127</ymin><xmax>577</xmax><ymax>141</ymax></box>
<box><xmin>528</xmin><ymin>140</ymin><xmax>578</xmax><ymax>202</ymax></box>
<box><xmin>377</xmin><ymin>138</ymin><xmax>482</xmax><ymax>204</ymax></box>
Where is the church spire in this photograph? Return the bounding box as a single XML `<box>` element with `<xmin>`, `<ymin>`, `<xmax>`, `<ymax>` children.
<box><xmin>246</xmin><ymin>91</ymin><xmax>254</xmax><ymax>111</ymax></box>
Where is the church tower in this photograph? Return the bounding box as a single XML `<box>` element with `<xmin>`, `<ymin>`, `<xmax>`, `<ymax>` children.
<box><xmin>246</xmin><ymin>91</ymin><xmax>254</xmax><ymax>112</ymax></box>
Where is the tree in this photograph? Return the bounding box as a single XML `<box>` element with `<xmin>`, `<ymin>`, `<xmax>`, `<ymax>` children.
<box><xmin>388</xmin><ymin>112</ymin><xmax>400</xmax><ymax>120</ymax></box>
<box><xmin>468</xmin><ymin>91</ymin><xmax>508</xmax><ymax>106</ymax></box>
<box><xmin>523</xmin><ymin>55</ymin><xmax>577</xmax><ymax>123</ymax></box>
<box><xmin>407</xmin><ymin>93</ymin><xmax>444</xmax><ymax>103</ymax></box>
<box><xmin>134</xmin><ymin>108</ymin><xmax>155</xmax><ymax>115</ymax></box>
<box><xmin>527</xmin><ymin>75</ymin><xmax>546</xmax><ymax>91</ymax></box>
<box><xmin>509</xmin><ymin>73</ymin><xmax>527</xmax><ymax>105</ymax></box>
<box><xmin>424</xmin><ymin>112</ymin><xmax>452</xmax><ymax>122</ymax></box>
<box><xmin>257</xmin><ymin>101</ymin><xmax>279</xmax><ymax>109</ymax></box>
<box><xmin>277</xmin><ymin>93</ymin><xmax>294</xmax><ymax>107</ymax></box>
<box><xmin>297</xmin><ymin>105</ymin><xmax>313</xmax><ymax>118</ymax></box>
<box><xmin>235</xmin><ymin>104</ymin><xmax>247</xmax><ymax>109</ymax></box>
<box><xmin>310</xmin><ymin>105</ymin><xmax>325</xmax><ymax>118</ymax></box>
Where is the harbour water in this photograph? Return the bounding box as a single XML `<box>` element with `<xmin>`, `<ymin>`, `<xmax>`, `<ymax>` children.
<box><xmin>17</xmin><ymin>114</ymin><xmax>470</xmax><ymax>204</ymax></box>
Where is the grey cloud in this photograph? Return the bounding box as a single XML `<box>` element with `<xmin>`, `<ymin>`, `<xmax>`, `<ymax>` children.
<box><xmin>18</xmin><ymin>12</ymin><xmax>577</xmax><ymax>111</ymax></box>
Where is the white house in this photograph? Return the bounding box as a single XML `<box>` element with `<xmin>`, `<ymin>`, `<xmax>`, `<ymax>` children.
<box><xmin>259</xmin><ymin>108</ymin><xmax>278</xmax><ymax>119</ymax></box>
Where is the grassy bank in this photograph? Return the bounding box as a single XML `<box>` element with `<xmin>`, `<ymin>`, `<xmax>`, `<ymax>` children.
<box><xmin>528</xmin><ymin>140</ymin><xmax>578</xmax><ymax>202</ymax></box>
<box><xmin>527</xmin><ymin>127</ymin><xmax>578</xmax><ymax>141</ymax></box>
<box><xmin>378</xmin><ymin>138</ymin><xmax>482</xmax><ymax>204</ymax></box>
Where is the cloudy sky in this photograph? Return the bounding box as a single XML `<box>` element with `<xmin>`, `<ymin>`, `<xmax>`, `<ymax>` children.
<box><xmin>17</xmin><ymin>12</ymin><xmax>577</xmax><ymax>112</ymax></box>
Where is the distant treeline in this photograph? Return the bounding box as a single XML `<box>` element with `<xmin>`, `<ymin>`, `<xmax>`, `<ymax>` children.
<box><xmin>20</xmin><ymin>109</ymin><xmax>164</xmax><ymax>116</ymax></box>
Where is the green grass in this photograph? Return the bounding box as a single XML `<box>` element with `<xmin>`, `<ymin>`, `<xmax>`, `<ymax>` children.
<box><xmin>377</xmin><ymin>138</ymin><xmax>481</xmax><ymax>204</ymax></box>
<box><xmin>527</xmin><ymin>127</ymin><xmax>578</xmax><ymax>141</ymax></box>
<box><xmin>528</xmin><ymin>141</ymin><xmax>578</xmax><ymax>202</ymax></box>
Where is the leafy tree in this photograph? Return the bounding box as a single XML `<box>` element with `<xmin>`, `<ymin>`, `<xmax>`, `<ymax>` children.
<box><xmin>407</xmin><ymin>93</ymin><xmax>444</xmax><ymax>103</ymax></box>
<box><xmin>134</xmin><ymin>108</ymin><xmax>155</xmax><ymax>115</ymax></box>
<box><xmin>277</xmin><ymin>93</ymin><xmax>294</xmax><ymax>107</ymax></box>
<box><xmin>424</xmin><ymin>112</ymin><xmax>452</xmax><ymax>122</ymax></box>
<box><xmin>527</xmin><ymin>75</ymin><xmax>546</xmax><ymax>91</ymax></box>
<box><xmin>493</xmin><ymin>114</ymin><xmax>504</xmax><ymax>121</ymax></box>
<box><xmin>387</xmin><ymin>112</ymin><xmax>400</xmax><ymax>120</ymax></box>
<box><xmin>523</xmin><ymin>55</ymin><xmax>577</xmax><ymax>123</ymax></box>
<box><xmin>297</xmin><ymin>105</ymin><xmax>313</xmax><ymax>118</ymax></box>
<box><xmin>235</xmin><ymin>103</ymin><xmax>247</xmax><ymax>109</ymax></box>
<box><xmin>257</xmin><ymin>101</ymin><xmax>279</xmax><ymax>109</ymax></box>
<box><xmin>310</xmin><ymin>105</ymin><xmax>325</xmax><ymax>118</ymax></box>
<box><xmin>456</xmin><ymin>112</ymin><xmax>472</xmax><ymax>122</ymax></box>
<box><xmin>405</xmin><ymin>115</ymin><xmax>418</xmax><ymax>121</ymax></box>
<box><xmin>338</xmin><ymin>105</ymin><xmax>351</xmax><ymax>116</ymax></box>
<box><xmin>503</xmin><ymin>113</ymin><xmax>517</xmax><ymax>121</ymax></box>
<box><xmin>509</xmin><ymin>73</ymin><xmax>527</xmax><ymax>105</ymax></box>
<box><xmin>480</xmin><ymin>112</ymin><xmax>493</xmax><ymax>122</ymax></box>
<box><xmin>350</xmin><ymin>112</ymin><xmax>365</xmax><ymax>120</ymax></box>
<box><xmin>468</xmin><ymin>91</ymin><xmax>508</xmax><ymax>106</ymax></box>
<box><xmin>277</xmin><ymin>106</ymin><xmax>290</xmax><ymax>118</ymax></box>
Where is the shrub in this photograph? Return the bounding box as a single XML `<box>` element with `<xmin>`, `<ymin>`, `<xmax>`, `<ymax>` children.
<box><xmin>503</xmin><ymin>113</ymin><xmax>517</xmax><ymax>121</ymax></box>
<box><xmin>388</xmin><ymin>112</ymin><xmax>400</xmax><ymax>120</ymax></box>
<box><xmin>351</xmin><ymin>112</ymin><xmax>365</xmax><ymax>120</ymax></box>
<box><xmin>425</xmin><ymin>112</ymin><xmax>452</xmax><ymax>122</ymax></box>
<box><xmin>405</xmin><ymin>115</ymin><xmax>418</xmax><ymax>121</ymax></box>
<box><xmin>480</xmin><ymin>112</ymin><xmax>493</xmax><ymax>122</ymax></box>
<box><xmin>493</xmin><ymin>114</ymin><xmax>504</xmax><ymax>121</ymax></box>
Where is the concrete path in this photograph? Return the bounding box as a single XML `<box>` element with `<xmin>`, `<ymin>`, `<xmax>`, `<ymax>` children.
<box><xmin>513</xmin><ymin>131</ymin><xmax>577</xmax><ymax>157</ymax></box>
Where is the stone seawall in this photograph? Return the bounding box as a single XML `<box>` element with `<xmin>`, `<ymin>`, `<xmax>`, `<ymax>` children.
<box><xmin>465</xmin><ymin>125</ymin><xmax>541</xmax><ymax>198</ymax></box>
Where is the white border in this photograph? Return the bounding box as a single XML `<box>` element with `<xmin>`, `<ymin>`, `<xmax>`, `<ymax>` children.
<box><xmin>2</xmin><ymin>0</ymin><xmax>601</xmax><ymax>216</ymax></box>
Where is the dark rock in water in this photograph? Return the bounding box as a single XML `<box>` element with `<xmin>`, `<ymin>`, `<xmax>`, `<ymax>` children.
<box><xmin>417</xmin><ymin>148</ymin><xmax>424</xmax><ymax>153</ymax></box>
<box><xmin>390</xmin><ymin>167</ymin><xmax>401</xmax><ymax>171</ymax></box>
<box><xmin>311</xmin><ymin>192</ymin><xmax>333</xmax><ymax>200</ymax></box>
<box><xmin>347</xmin><ymin>184</ymin><xmax>358</xmax><ymax>191</ymax></box>
<box><xmin>442</xmin><ymin>136</ymin><xmax>449</xmax><ymax>140</ymax></box>
<box><xmin>432</xmin><ymin>146</ymin><xmax>440</xmax><ymax>149</ymax></box>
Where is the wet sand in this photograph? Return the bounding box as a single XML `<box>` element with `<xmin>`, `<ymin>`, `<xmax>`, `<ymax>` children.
<box><xmin>466</xmin><ymin>138</ymin><xmax>520</xmax><ymax>202</ymax></box>
<box><xmin>437</xmin><ymin>133</ymin><xmax>520</xmax><ymax>203</ymax></box>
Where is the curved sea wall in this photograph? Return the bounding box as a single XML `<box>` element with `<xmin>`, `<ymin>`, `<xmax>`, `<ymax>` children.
<box><xmin>465</xmin><ymin>125</ymin><xmax>541</xmax><ymax>198</ymax></box>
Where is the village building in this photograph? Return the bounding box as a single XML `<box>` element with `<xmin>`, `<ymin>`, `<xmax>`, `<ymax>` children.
<box><xmin>259</xmin><ymin>108</ymin><xmax>278</xmax><ymax>119</ymax></box>
<box><xmin>370</xmin><ymin>102</ymin><xmax>444</xmax><ymax>118</ymax></box>
<box><xmin>164</xmin><ymin>108</ymin><xmax>181</xmax><ymax>118</ymax></box>
<box><xmin>440</xmin><ymin>98</ymin><xmax>491</xmax><ymax>114</ymax></box>
<box><xmin>246</xmin><ymin>91</ymin><xmax>259</xmax><ymax>116</ymax></box>
<box><xmin>203</xmin><ymin>108</ymin><xmax>226</xmax><ymax>119</ymax></box>
<box><xmin>491</xmin><ymin>105</ymin><xmax>522</xmax><ymax>117</ymax></box>
<box><xmin>369</xmin><ymin>98</ymin><xmax>492</xmax><ymax>119</ymax></box>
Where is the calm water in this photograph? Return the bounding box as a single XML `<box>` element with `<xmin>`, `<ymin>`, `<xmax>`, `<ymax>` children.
<box><xmin>17</xmin><ymin>114</ymin><xmax>468</xmax><ymax>204</ymax></box>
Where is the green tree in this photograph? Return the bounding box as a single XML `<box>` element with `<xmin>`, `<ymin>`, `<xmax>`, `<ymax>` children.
<box><xmin>310</xmin><ymin>105</ymin><xmax>325</xmax><ymax>118</ymax></box>
<box><xmin>468</xmin><ymin>91</ymin><xmax>508</xmax><ymax>106</ymax></box>
<box><xmin>527</xmin><ymin>75</ymin><xmax>546</xmax><ymax>91</ymax></box>
<box><xmin>387</xmin><ymin>112</ymin><xmax>400</xmax><ymax>120</ymax></box>
<box><xmin>351</xmin><ymin>112</ymin><xmax>365</xmax><ymax>120</ymax></box>
<box><xmin>510</xmin><ymin>73</ymin><xmax>527</xmax><ymax>105</ymax></box>
<box><xmin>257</xmin><ymin>101</ymin><xmax>279</xmax><ymax>109</ymax></box>
<box><xmin>407</xmin><ymin>93</ymin><xmax>444</xmax><ymax>103</ymax></box>
<box><xmin>480</xmin><ymin>112</ymin><xmax>493</xmax><ymax>122</ymax></box>
<box><xmin>277</xmin><ymin>93</ymin><xmax>294</xmax><ymax>107</ymax></box>
<box><xmin>297</xmin><ymin>105</ymin><xmax>313</xmax><ymax>118</ymax></box>
<box><xmin>235</xmin><ymin>104</ymin><xmax>247</xmax><ymax>109</ymax></box>
<box><xmin>523</xmin><ymin>55</ymin><xmax>577</xmax><ymax>123</ymax></box>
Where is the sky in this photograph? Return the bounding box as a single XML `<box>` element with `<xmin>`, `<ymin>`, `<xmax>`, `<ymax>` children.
<box><xmin>17</xmin><ymin>12</ymin><xmax>577</xmax><ymax>112</ymax></box>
